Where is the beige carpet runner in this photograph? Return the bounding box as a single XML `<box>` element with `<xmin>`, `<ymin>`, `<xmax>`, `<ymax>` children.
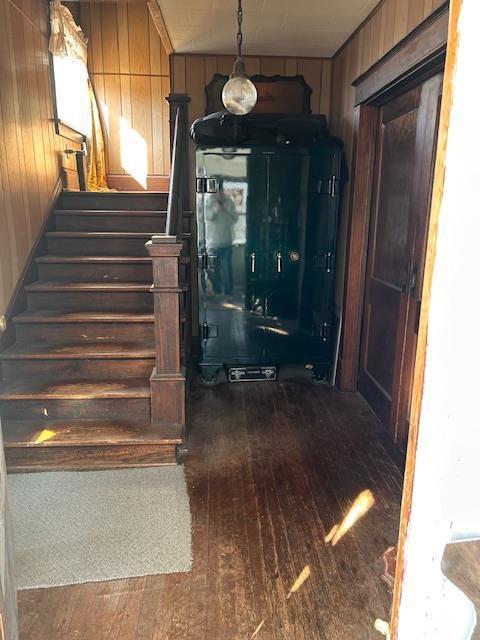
<box><xmin>9</xmin><ymin>466</ymin><xmax>192</xmax><ymax>589</ymax></box>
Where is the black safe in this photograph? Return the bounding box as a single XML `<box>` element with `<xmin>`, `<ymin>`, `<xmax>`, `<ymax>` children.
<box><xmin>195</xmin><ymin>143</ymin><xmax>342</xmax><ymax>383</ymax></box>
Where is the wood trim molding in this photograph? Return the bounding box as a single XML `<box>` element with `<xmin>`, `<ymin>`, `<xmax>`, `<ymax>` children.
<box><xmin>390</xmin><ymin>0</ymin><xmax>461</xmax><ymax>636</ymax></box>
<box><xmin>338</xmin><ymin>6</ymin><xmax>449</xmax><ymax>393</ymax></box>
<box><xmin>338</xmin><ymin>105</ymin><xmax>378</xmax><ymax>391</ymax></box>
<box><xmin>353</xmin><ymin>3</ymin><xmax>449</xmax><ymax>105</ymax></box>
<box><xmin>55</xmin><ymin>119</ymin><xmax>86</xmax><ymax>145</ymax></box>
<box><xmin>147</xmin><ymin>0</ymin><xmax>173</xmax><ymax>55</ymax></box>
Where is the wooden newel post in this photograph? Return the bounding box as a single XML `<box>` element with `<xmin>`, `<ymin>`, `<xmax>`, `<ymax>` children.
<box><xmin>146</xmin><ymin>236</ymin><xmax>185</xmax><ymax>432</ymax></box>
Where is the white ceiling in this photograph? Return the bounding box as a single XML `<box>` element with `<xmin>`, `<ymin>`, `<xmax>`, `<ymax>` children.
<box><xmin>157</xmin><ymin>0</ymin><xmax>380</xmax><ymax>58</ymax></box>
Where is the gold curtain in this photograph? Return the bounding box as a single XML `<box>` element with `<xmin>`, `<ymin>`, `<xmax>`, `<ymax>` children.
<box><xmin>87</xmin><ymin>80</ymin><xmax>111</xmax><ymax>192</ymax></box>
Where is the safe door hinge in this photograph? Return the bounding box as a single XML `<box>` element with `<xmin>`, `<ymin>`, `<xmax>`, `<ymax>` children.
<box><xmin>314</xmin><ymin>252</ymin><xmax>335</xmax><ymax>272</ymax></box>
<box><xmin>312</xmin><ymin>322</ymin><xmax>330</xmax><ymax>342</ymax></box>
<box><xmin>196</xmin><ymin>177</ymin><xmax>218</xmax><ymax>194</ymax></box>
<box><xmin>317</xmin><ymin>175</ymin><xmax>338</xmax><ymax>197</ymax></box>
<box><xmin>200</xmin><ymin>323</ymin><xmax>218</xmax><ymax>339</ymax></box>
<box><xmin>197</xmin><ymin>252</ymin><xmax>218</xmax><ymax>271</ymax></box>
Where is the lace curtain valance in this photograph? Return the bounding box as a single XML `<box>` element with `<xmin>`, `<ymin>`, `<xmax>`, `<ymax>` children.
<box><xmin>49</xmin><ymin>0</ymin><xmax>88</xmax><ymax>65</ymax></box>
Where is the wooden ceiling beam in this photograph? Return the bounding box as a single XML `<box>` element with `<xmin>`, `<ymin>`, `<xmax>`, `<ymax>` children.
<box><xmin>147</xmin><ymin>0</ymin><xmax>173</xmax><ymax>55</ymax></box>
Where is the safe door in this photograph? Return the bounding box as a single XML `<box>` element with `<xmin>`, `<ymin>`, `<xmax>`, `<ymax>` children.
<box><xmin>196</xmin><ymin>149</ymin><xmax>268</xmax><ymax>368</ymax></box>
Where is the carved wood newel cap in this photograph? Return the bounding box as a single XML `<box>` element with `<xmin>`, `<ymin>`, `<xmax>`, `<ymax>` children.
<box><xmin>145</xmin><ymin>239</ymin><xmax>183</xmax><ymax>257</ymax></box>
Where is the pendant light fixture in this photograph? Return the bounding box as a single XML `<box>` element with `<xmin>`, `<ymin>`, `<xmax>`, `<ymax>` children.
<box><xmin>222</xmin><ymin>0</ymin><xmax>257</xmax><ymax>116</ymax></box>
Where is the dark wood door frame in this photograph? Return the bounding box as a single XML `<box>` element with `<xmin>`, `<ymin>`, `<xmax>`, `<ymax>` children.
<box><xmin>338</xmin><ymin>2</ymin><xmax>449</xmax><ymax>392</ymax></box>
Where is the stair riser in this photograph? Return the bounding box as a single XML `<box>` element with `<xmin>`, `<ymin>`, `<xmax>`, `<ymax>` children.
<box><xmin>14</xmin><ymin>322</ymin><xmax>154</xmax><ymax>342</ymax></box>
<box><xmin>27</xmin><ymin>291</ymin><xmax>153</xmax><ymax>311</ymax></box>
<box><xmin>0</xmin><ymin>398</ymin><xmax>150</xmax><ymax>420</ymax></box>
<box><xmin>1</xmin><ymin>358</ymin><xmax>154</xmax><ymax>380</ymax></box>
<box><xmin>59</xmin><ymin>194</ymin><xmax>168</xmax><ymax>211</ymax></box>
<box><xmin>55</xmin><ymin>214</ymin><xmax>166</xmax><ymax>233</ymax></box>
<box><xmin>5</xmin><ymin>444</ymin><xmax>177</xmax><ymax>472</ymax></box>
<box><xmin>38</xmin><ymin>262</ymin><xmax>153</xmax><ymax>282</ymax></box>
<box><xmin>47</xmin><ymin>237</ymin><xmax>150</xmax><ymax>256</ymax></box>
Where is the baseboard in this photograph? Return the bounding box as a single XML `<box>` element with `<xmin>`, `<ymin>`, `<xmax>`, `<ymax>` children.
<box><xmin>0</xmin><ymin>178</ymin><xmax>63</xmax><ymax>351</ymax></box>
<box><xmin>107</xmin><ymin>175</ymin><xmax>170</xmax><ymax>192</ymax></box>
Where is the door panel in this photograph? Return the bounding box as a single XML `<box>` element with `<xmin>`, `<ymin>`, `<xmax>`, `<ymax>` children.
<box><xmin>359</xmin><ymin>74</ymin><xmax>443</xmax><ymax>449</ymax></box>
<box><xmin>264</xmin><ymin>152</ymin><xmax>338</xmax><ymax>366</ymax></box>
<box><xmin>197</xmin><ymin>151</ymin><xmax>267</xmax><ymax>363</ymax></box>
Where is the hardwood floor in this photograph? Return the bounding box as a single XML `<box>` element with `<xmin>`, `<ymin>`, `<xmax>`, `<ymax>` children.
<box><xmin>18</xmin><ymin>372</ymin><xmax>403</xmax><ymax>639</ymax></box>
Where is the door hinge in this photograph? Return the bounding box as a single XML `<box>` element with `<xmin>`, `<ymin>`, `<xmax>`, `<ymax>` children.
<box><xmin>197</xmin><ymin>252</ymin><xmax>218</xmax><ymax>271</ymax></box>
<box><xmin>314</xmin><ymin>252</ymin><xmax>334</xmax><ymax>272</ymax></box>
<box><xmin>320</xmin><ymin>322</ymin><xmax>330</xmax><ymax>342</ymax></box>
<box><xmin>196</xmin><ymin>177</ymin><xmax>218</xmax><ymax>193</ymax></box>
<box><xmin>317</xmin><ymin>175</ymin><xmax>338</xmax><ymax>197</ymax></box>
<box><xmin>200</xmin><ymin>323</ymin><xmax>218</xmax><ymax>339</ymax></box>
<box><xmin>312</xmin><ymin>321</ymin><xmax>330</xmax><ymax>342</ymax></box>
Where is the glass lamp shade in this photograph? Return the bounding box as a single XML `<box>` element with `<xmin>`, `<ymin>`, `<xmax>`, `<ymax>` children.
<box><xmin>222</xmin><ymin>58</ymin><xmax>257</xmax><ymax>115</ymax></box>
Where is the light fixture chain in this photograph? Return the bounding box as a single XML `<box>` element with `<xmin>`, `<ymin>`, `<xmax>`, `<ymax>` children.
<box><xmin>236</xmin><ymin>0</ymin><xmax>243</xmax><ymax>58</ymax></box>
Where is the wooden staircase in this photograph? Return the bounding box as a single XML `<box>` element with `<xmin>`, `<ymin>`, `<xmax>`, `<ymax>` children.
<box><xmin>0</xmin><ymin>191</ymin><xmax>188</xmax><ymax>472</ymax></box>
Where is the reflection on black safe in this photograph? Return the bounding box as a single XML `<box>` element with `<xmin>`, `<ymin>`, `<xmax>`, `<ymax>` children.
<box><xmin>195</xmin><ymin>139</ymin><xmax>343</xmax><ymax>384</ymax></box>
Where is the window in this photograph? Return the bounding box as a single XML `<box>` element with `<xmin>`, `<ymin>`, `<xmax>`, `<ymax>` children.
<box><xmin>49</xmin><ymin>1</ymin><xmax>90</xmax><ymax>139</ymax></box>
<box><xmin>52</xmin><ymin>54</ymin><xmax>90</xmax><ymax>137</ymax></box>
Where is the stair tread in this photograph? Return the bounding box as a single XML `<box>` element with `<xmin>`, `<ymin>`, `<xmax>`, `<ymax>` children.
<box><xmin>0</xmin><ymin>340</ymin><xmax>155</xmax><ymax>359</ymax></box>
<box><xmin>46</xmin><ymin>231</ymin><xmax>154</xmax><ymax>238</ymax></box>
<box><xmin>61</xmin><ymin>190</ymin><xmax>169</xmax><ymax>196</ymax></box>
<box><xmin>25</xmin><ymin>280</ymin><xmax>152</xmax><ymax>292</ymax></box>
<box><xmin>37</xmin><ymin>255</ymin><xmax>153</xmax><ymax>264</ymax></box>
<box><xmin>0</xmin><ymin>378</ymin><xmax>150</xmax><ymax>400</ymax></box>
<box><xmin>13</xmin><ymin>310</ymin><xmax>155</xmax><ymax>324</ymax></box>
<box><xmin>2</xmin><ymin>419</ymin><xmax>182</xmax><ymax>447</ymax></box>
<box><xmin>55</xmin><ymin>209</ymin><xmax>192</xmax><ymax>216</ymax></box>
<box><xmin>55</xmin><ymin>209</ymin><xmax>167</xmax><ymax>216</ymax></box>
<box><xmin>36</xmin><ymin>254</ymin><xmax>190</xmax><ymax>265</ymax></box>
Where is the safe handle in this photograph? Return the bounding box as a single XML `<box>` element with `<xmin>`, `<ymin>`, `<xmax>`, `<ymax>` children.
<box><xmin>250</xmin><ymin>252</ymin><xmax>256</xmax><ymax>273</ymax></box>
<box><xmin>276</xmin><ymin>252</ymin><xmax>282</xmax><ymax>273</ymax></box>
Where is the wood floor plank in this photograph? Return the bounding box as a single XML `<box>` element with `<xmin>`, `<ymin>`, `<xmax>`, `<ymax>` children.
<box><xmin>18</xmin><ymin>374</ymin><xmax>402</xmax><ymax>639</ymax></box>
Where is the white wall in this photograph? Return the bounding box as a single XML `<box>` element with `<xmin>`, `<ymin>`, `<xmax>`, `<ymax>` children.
<box><xmin>397</xmin><ymin>1</ymin><xmax>480</xmax><ymax>638</ymax></box>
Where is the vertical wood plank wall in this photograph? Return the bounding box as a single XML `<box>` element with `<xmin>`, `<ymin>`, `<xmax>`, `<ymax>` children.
<box><xmin>79</xmin><ymin>2</ymin><xmax>171</xmax><ymax>190</ymax></box>
<box><xmin>0</xmin><ymin>0</ymin><xmax>77</xmax><ymax>317</ymax></box>
<box><xmin>330</xmin><ymin>0</ymin><xmax>447</xmax><ymax>311</ymax></box>
<box><xmin>170</xmin><ymin>54</ymin><xmax>332</xmax><ymax>125</ymax></box>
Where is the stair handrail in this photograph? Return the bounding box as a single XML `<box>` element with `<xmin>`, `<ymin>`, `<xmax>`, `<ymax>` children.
<box><xmin>165</xmin><ymin>104</ymin><xmax>187</xmax><ymax>240</ymax></box>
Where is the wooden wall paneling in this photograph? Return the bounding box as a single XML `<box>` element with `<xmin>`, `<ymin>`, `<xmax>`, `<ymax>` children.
<box><xmin>151</xmin><ymin>76</ymin><xmax>164</xmax><ymax>175</ymax></box>
<box><xmin>185</xmin><ymin>56</ymin><xmax>205</xmax><ymax>122</ymax></box>
<box><xmin>383</xmin><ymin>0</ymin><xmax>398</xmax><ymax>56</ymax></box>
<box><xmin>120</xmin><ymin>74</ymin><xmax>132</xmax><ymax>176</ymax></box>
<box><xmin>423</xmin><ymin>0</ymin><xmax>434</xmax><ymax>18</ymax></box>
<box><xmin>217</xmin><ymin>55</ymin><xmax>235</xmax><ymax>76</ymax></box>
<box><xmin>148</xmin><ymin>10</ymin><xmax>162</xmax><ymax>76</ymax></box>
<box><xmin>89</xmin><ymin>2</ymin><xmax>104</xmax><ymax>74</ymax></box>
<box><xmin>297</xmin><ymin>58</ymin><xmax>322</xmax><ymax>113</ymax></box>
<box><xmin>128</xmin><ymin>3</ymin><xmax>150</xmax><ymax>75</ymax></box>
<box><xmin>116</xmin><ymin>3</ymin><xmax>130</xmax><ymax>74</ymax></box>
<box><xmin>204</xmin><ymin>56</ymin><xmax>218</xmax><ymax>93</ymax></box>
<box><xmin>433</xmin><ymin>0</ymin><xmax>445</xmax><ymax>8</ymax></box>
<box><xmin>80</xmin><ymin>4</ymin><xmax>93</xmax><ymax>73</ymax></box>
<box><xmin>161</xmin><ymin>75</ymin><xmax>171</xmax><ymax>173</ymax></box>
<box><xmin>285</xmin><ymin>58</ymin><xmax>298</xmax><ymax>76</ymax></box>
<box><xmin>408</xmin><ymin>0</ymin><xmax>426</xmax><ymax>32</ymax></box>
<box><xmin>103</xmin><ymin>74</ymin><xmax>122</xmax><ymax>174</ymax></box>
<box><xmin>100</xmin><ymin>3</ymin><xmax>119</xmax><ymax>75</ymax></box>
<box><xmin>131</xmin><ymin>75</ymin><xmax>154</xmax><ymax>175</ymax></box>
<box><xmin>171</xmin><ymin>55</ymin><xmax>186</xmax><ymax>93</ymax></box>
<box><xmin>0</xmin><ymin>0</ymin><xmax>71</xmax><ymax>316</ymax></box>
<box><xmin>13</xmin><ymin>8</ymin><xmax>38</xmax><ymax>246</ymax></box>
<box><xmin>259</xmin><ymin>56</ymin><xmax>286</xmax><ymax>76</ymax></box>
<box><xmin>360</xmin><ymin>15</ymin><xmax>373</xmax><ymax>75</ymax></box>
<box><xmin>24</xmin><ymin>21</ymin><xmax>48</xmax><ymax>216</ymax></box>
<box><xmin>393</xmin><ymin>0</ymin><xmax>409</xmax><ymax>45</ymax></box>
<box><xmin>320</xmin><ymin>59</ymin><xmax>332</xmax><ymax>117</ymax></box>
<box><xmin>244</xmin><ymin>56</ymin><xmax>260</xmax><ymax>76</ymax></box>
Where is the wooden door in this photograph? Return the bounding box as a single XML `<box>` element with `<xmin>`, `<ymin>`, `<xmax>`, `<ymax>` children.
<box><xmin>359</xmin><ymin>74</ymin><xmax>443</xmax><ymax>450</ymax></box>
